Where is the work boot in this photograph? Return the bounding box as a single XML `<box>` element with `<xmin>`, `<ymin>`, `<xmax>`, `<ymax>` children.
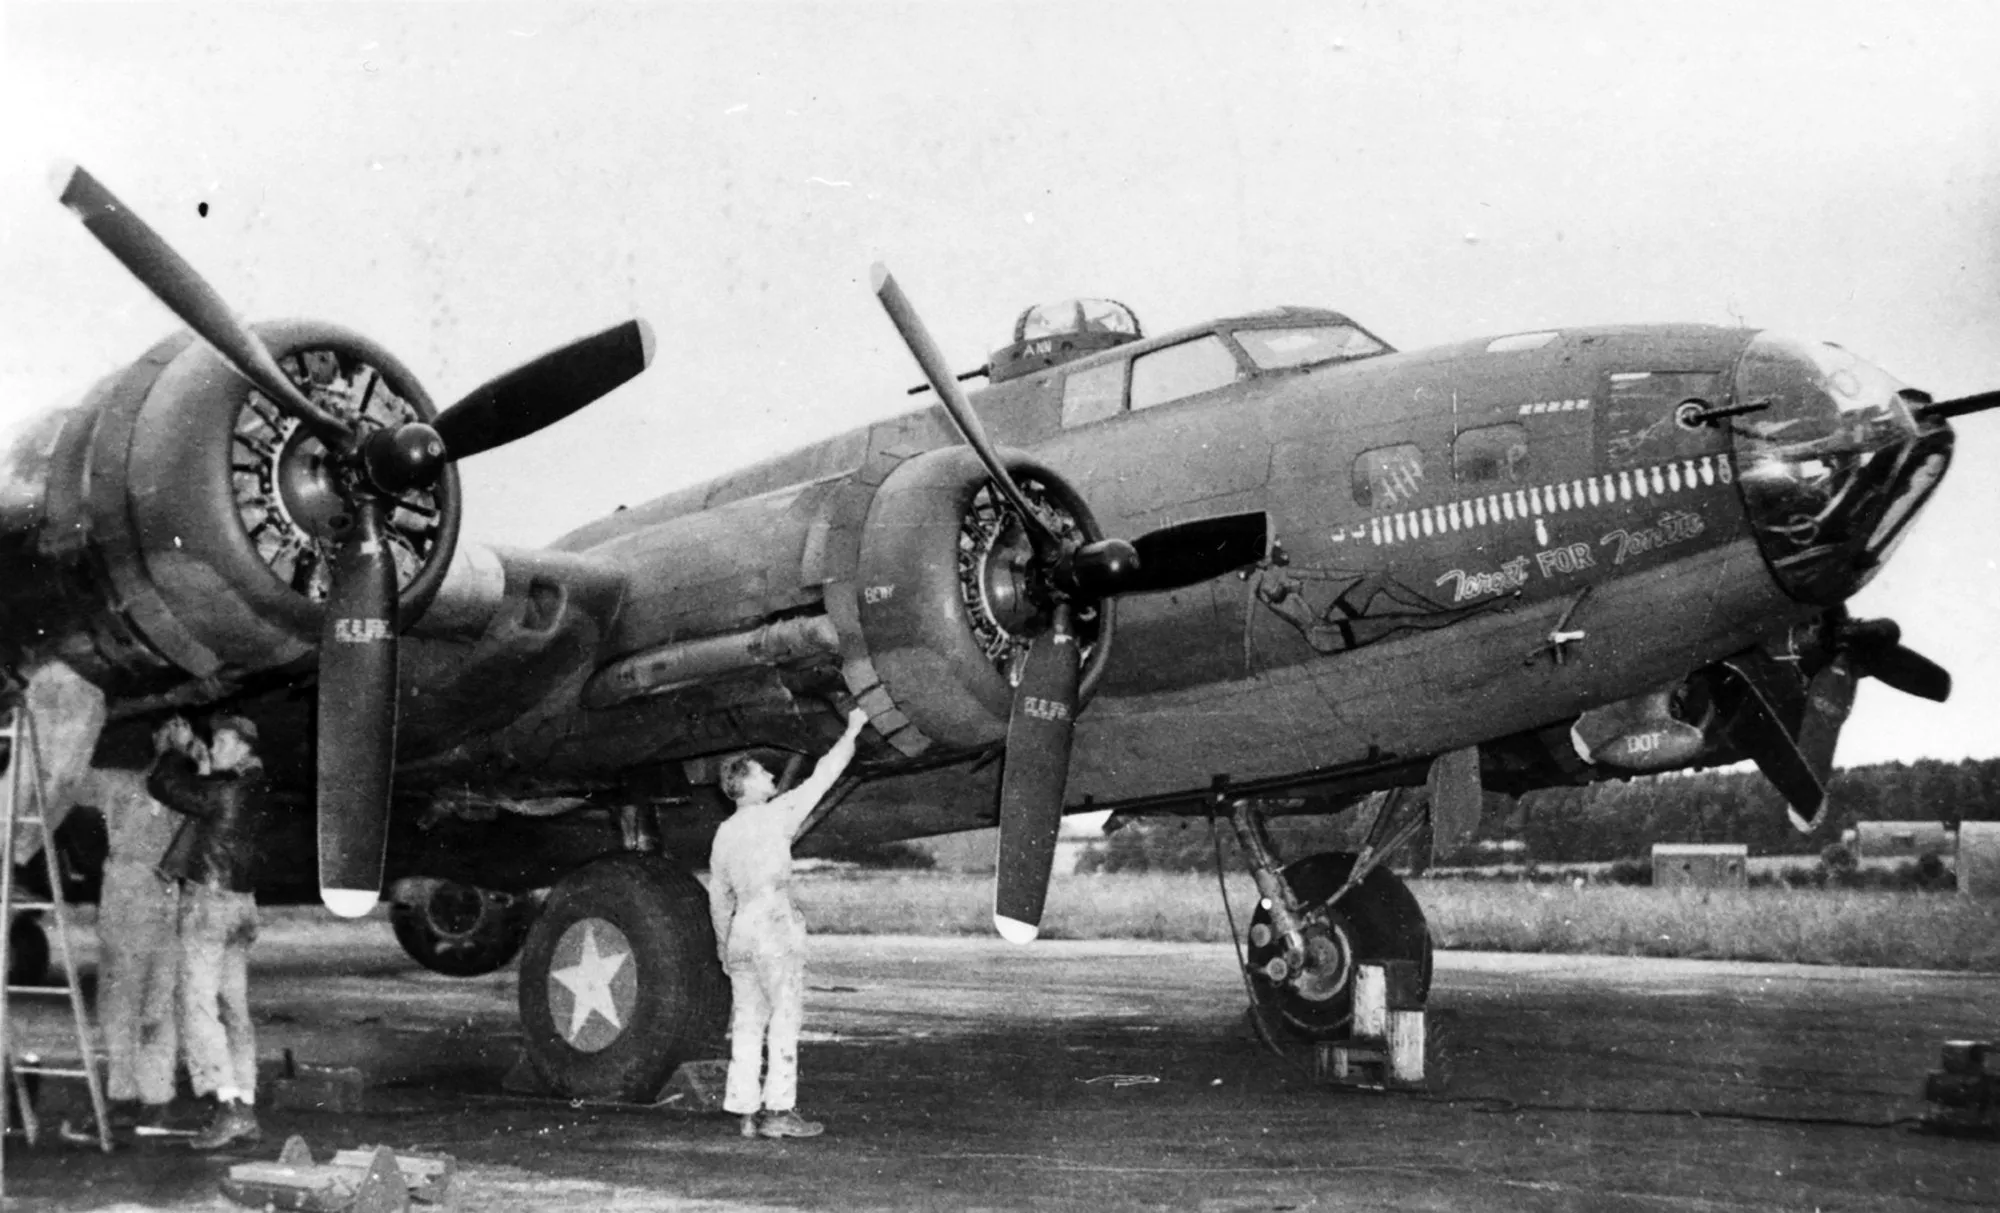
<box><xmin>188</xmin><ymin>1099</ymin><xmax>260</xmax><ymax>1150</ymax></box>
<box><xmin>757</xmin><ymin>1109</ymin><xmax>824</xmax><ymax>1139</ymax></box>
<box><xmin>136</xmin><ymin>1096</ymin><xmax>208</xmax><ymax>1140</ymax></box>
<box><xmin>738</xmin><ymin>1113</ymin><xmax>760</xmax><ymax>1138</ymax></box>
<box><xmin>106</xmin><ymin>1099</ymin><xmax>144</xmax><ymax>1130</ymax></box>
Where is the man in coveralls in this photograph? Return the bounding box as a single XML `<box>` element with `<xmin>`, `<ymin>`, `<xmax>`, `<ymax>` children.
<box><xmin>708</xmin><ymin>707</ymin><xmax>869</xmax><ymax>1139</ymax></box>
<box><xmin>148</xmin><ymin>712</ymin><xmax>266</xmax><ymax>1150</ymax></box>
<box><xmin>92</xmin><ymin>717</ymin><xmax>198</xmax><ymax>1134</ymax></box>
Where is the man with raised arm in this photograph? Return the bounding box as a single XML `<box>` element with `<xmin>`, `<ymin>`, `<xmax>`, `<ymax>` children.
<box><xmin>708</xmin><ymin>707</ymin><xmax>869</xmax><ymax>1140</ymax></box>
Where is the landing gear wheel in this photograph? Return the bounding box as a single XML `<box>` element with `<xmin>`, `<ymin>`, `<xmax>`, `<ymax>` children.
<box><xmin>517</xmin><ymin>854</ymin><xmax>730</xmax><ymax>1101</ymax></box>
<box><xmin>1245</xmin><ymin>851</ymin><xmax>1432</xmax><ymax>1041</ymax></box>
<box><xmin>8</xmin><ymin>913</ymin><xmax>49</xmax><ymax>987</ymax></box>
<box><xmin>391</xmin><ymin>881</ymin><xmax>535</xmax><ymax>977</ymax></box>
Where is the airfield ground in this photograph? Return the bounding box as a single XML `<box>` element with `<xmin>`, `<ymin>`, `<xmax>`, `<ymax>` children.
<box><xmin>1</xmin><ymin>915</ymin><xmax>1995</xmax><ymax>1211</ymax></box>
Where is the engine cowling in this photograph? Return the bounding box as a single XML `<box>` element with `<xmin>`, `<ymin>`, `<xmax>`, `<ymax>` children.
<box><xmin>0</xmin><ymin>321</ymin><xmax>460</xmax><ymax>697</ymax></box>
<box><xmin>827</xmin><ymin>445</ymin><xmax>1115</xmax><ymax>755</ymax></box>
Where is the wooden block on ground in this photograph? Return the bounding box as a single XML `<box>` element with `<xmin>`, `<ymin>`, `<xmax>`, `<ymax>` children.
<box><xmin>653</xmin><ymin>1059</ymin><xmax>730</xmax><ymax>1112</ymax></box>
<box><xmin>271</xmin><ymin>1064</ymin><xmax>368</xmax><ymax>1114</ymax></box>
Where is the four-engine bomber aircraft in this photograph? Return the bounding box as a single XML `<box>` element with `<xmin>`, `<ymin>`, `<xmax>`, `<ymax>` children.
<box><xmin>3</xmin><ymin>164</ymin><xmax>1985</xmax><ymax>1100</ymax></box>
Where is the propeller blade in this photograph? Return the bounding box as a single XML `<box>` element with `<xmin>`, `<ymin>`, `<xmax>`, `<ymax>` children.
<box><xmin>316</xmin><ymin>499</ymin><xmax>400</xmax><ymax>917</ymax></box>
<box><xmin>872</xmin><ymin>264</ymin><xmax>1061</xmax><ymax>555</ymax></box>
<box><xmin>1796</xmin><ymin>657</ymin><xmax>1859</xmax><ymax>782</ymax></box>
<box><xmin>1062</xmin><ymin>513</ymin><xmax>1270</xmax><ymax>598</ymax></box>
<box><xmin>1720</xmin><ymin>652</ymin><xmax>1827</xmax><ymax>832</ymax></box>
<box><xmin>993</xmin><ymin>604</ymin><xmax>1082</xmax><ymax>943</ymax></box>
<box><xmin>1117</xmin><ymin>511</ymin><xmax>1270</xmax><ymax>596</ymax></box>
<box><xmin>432</xmin><ymin>319</ymin><xmax>656</xmax><ymax>462</ymax></box>
<box><xmin>1855</xmin><ymin>643</ymin><xmax>1951</xmax><ymax>702</ymax></box>
<box><xmin>50</xmin><ymin>162</ymin><xmax>353</xmax><ymax>450</ymax></box>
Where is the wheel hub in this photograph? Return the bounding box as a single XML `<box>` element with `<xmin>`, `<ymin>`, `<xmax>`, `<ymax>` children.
<box><xmin>424</xmin><ymin>883</ymin><xmax>489</xmax><ymax>939</ymax></box>
<box><xmin>1289</xmin><ymin>917</ymin><xmax>1355</xmax><ymax>1003</ymax></box>
<box><xmin>546</xmin><ymin>918</ymin><xmax>638</xmax><ymax>1053</ymax></box>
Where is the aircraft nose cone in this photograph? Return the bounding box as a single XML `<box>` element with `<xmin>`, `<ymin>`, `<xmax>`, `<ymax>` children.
<box><xmin>1730</xmin><ymin>332</ymin><xmax>1953</xmax><ymax>605</ymax></box>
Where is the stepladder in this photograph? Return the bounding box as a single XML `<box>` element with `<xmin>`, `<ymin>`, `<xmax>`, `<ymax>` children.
<box><xmin>0</xmin><ymin>703</ymin><xmax>113</xmax><ymax>1195</ymax></box>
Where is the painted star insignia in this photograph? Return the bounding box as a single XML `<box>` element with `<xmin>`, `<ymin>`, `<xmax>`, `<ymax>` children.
<box><xmin>549</xmin><ymin>922</ymin><xmax>630</xmax><ymax>1043</ymax></box>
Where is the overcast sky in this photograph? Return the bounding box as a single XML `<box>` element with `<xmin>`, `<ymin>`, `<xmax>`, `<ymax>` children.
<box><xmin>2</xmin><ymin>1</ymin><xmax>1997</xmax><ymax>766</ymax></box>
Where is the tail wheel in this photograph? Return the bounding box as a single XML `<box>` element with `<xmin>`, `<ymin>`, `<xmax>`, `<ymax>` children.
<box><xmin>516</xmin><ymin>854</ymin><xmax>729</xmax><ymax>1101</ymax></box>
<box><xmin>1245</xmin><ymin>851</ymin><xmax>1432</xmax><ymax>1040</ymax></box>
<box><xmin>390</xmin><ymin>880</ymin><xmax>536</xmax><ymax>978</ymax></box>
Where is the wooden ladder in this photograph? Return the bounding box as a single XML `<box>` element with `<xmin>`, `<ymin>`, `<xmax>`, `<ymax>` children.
<box><xmin>0</xmin><ymin>705</ymin><xmax>112</xmax><ymax>1197</ymax></box>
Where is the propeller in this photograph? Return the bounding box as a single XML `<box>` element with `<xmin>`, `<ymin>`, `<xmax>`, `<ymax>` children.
<box><xmin>873</xmin><ymin>263</ymin><xmax>1268</xmax><ymax>941</ymax></box>
<box><xmin>1723</xmin><ymin>609</ymin><xmax>1947</xmax><ymax>834</ymax></box>
<box><xmin>1833</xmin><ymin>615</ymin><xmax>1950</xmax><ymax>703</ymax></box>
<box><xmin>56</xmin><ymin>163</ymin><xmax>655</xmax><ymax>916</ymax></box>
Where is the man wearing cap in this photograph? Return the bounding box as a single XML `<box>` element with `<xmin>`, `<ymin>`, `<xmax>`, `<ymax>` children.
<box><xmin>708</xmin><ymin>707</ymin><xmax>869</xmax><ymax>1140</ymax></box>
<box><xmin>148</xmin><ymin>711</ymin><xmax>268</xmax><ymax>1150</ymax></box>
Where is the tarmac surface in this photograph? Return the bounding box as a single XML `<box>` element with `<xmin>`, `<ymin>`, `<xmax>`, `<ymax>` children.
<box><xmin>2</xmin><ymin>912</ymin><xmax>1996</xmax><ymax>1211</ymax></box>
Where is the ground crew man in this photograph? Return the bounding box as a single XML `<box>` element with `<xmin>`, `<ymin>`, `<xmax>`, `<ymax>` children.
<box><xmin>148</xmin><ymin>713</ymin><xmax>267</xmax><ymax>1151</ymax></box>
<box><xmin>708</xmin><ymin>707</ymin><xmax>868</xmax><ymax>1140</ymax></box>
<box><xmin>92</xmin><ymin>723</ymin><xmax>193</xmax><ymax>1133</ymax></box>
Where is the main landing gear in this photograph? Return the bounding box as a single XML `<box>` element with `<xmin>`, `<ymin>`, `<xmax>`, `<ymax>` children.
<box><xmin>1231</xmin><ymin>793</ymin><xmax>1433</xmax><ymax>1041</ymax></box>
<box><xmin>515</xmin><ymin>852</ymin><xmax>730</xmax><ymax>1101</ymax></box>
<box><xmin>390</xmin><ymin>880</ymin><xmax>537</xmax><ymax>978</ymax></box>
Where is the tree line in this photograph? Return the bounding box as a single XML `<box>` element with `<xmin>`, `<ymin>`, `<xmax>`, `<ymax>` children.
<box><xmin>1080</xmin><ymin>757</ymin><xmax>2000</xmax><ymax>873</ymax></box>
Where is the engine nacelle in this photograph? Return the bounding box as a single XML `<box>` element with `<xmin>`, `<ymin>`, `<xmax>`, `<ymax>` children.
<box><xmin>0</xmin><ymin>322</ymin><xmax>459</xmax><ymax>698</ymax></box>
<box><xmin>828</xmin><ymin>446</ymin><xmax>1115</xmax><ymax>755</ymax></box>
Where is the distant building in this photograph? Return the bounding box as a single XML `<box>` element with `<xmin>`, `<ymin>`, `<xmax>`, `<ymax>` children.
<box><xmin>1961</xmin><ymin>822</ymin><xmax>2000</xmax><ymax>899</ymax></box>
<box><xmin>1651</xmin><ymin>843</ymin><xmax>1747</xmax><ymax>889</ymax></box>
<box><xmin>1851</xmin><ymin>821</ymin><xmax>1953</xmax><ymax>861</ymax></box>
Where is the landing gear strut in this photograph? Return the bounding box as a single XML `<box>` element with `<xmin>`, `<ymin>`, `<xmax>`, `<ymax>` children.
<box><xmin>1231</xmin><ymin>793</ymin><xmax>1433</xmax><ymax>1040</ymax></box>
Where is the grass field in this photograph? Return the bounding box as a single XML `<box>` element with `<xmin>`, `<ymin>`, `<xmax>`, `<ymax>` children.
<box><xmin>794</xmin><ymin>870</ymin><xmax>2000</xmax><ymax>972</ymax></box>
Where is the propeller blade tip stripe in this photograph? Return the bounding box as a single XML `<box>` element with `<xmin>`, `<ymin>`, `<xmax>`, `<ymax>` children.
<box><xmin>869</xmin><ymin>262</ymin><xmax>891</xmax><ymax>293</ymax></box>
<box><xmin>320</xmin><ymin>888</ymin><xmax>380</xmax><ymax>919</ymax></box>
<box><xmin>48</xmin><ymin>160</ymin><xmax>83</xmax><ymax>204</ymax></box>
<box><xmin>993</xmin><ymin>915</ymin><xmax>1040</xmax><ymax>945</ymax></box>
<box><xmin>632</xmin><ymin>318</ymin><xmax>657</xmax><ymax>369</ymax></box>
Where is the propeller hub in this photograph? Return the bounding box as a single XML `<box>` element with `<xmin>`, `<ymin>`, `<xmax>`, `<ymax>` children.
<box><xmin>1837</xmin><ymin>617</ymin><xmax>1902</xmax><ymax>651</ymax></box>
<box><xmin>275</xmin><ymin>431</ymin><xmax>352</xmax><ymax>544</ymax></box>
<box><xmin>1058</xmin><ymin>538</ymin><xmax>1141</xmax><ymax>598</ymax></box>
<box><xmin>361</xmin><ymin>422</ymin><xmax>448</xmax><ymax>496</ymax></box>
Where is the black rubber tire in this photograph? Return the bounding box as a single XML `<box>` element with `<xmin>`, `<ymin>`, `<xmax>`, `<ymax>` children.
<box><xmin>1246</xmin><ymin>852</ymin><xmax>1433</xmax><ymax>1041</ymax></box>
<box><xmin>8</xmin><ymin>913</ymin><xmax>49</xmax><ymax>988</ymax></box>
<box><xmin>391</xmin><ymin>882</ymin><xmax>535</xmax><ymax>977</ymax></box>
<box><xmin>516</xmin><ymin>854</ymin><xmax>730</xmax><ymax>1101</ymax></box>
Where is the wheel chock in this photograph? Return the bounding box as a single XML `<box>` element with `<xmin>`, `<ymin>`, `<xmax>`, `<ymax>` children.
<box><xmin>1314</xmin><ymin>961</ymin><xmax>1427</xmax><ymax>1090</ymax></box>
<box><xmin>499</xmin><ymin>1049</ymin><xmax>555</xmax><ymax>1097</ymax></box>
<box><xmin>1919</xmin><ymin>1040</ymin><xmax>1999</xmax><ymax>1138</ymax></box>
<box><xmin>270</xmin><ymin>1050</ymin><xmax>368</xmax><ymax>1114</ymax></box>
<box><xmin>222</xmin><ymin>1138</ymin><xmax>457</xmax><ymax>1212</ymax></box>
<box><xmin>653</xmin><ymin>1059</ymin><xmax>730</xmax><ymax>1112</ymax></box>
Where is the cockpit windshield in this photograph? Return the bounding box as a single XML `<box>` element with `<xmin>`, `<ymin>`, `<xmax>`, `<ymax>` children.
<box><xmin>1232</xmin><ymin>324</ymin><xmax>1387</xmax><ymax>371</ymax></box>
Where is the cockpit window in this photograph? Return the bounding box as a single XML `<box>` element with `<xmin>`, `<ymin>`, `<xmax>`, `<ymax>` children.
<box><xmin>1233</xmin><ymin>324</ymin><xmax>1386</xmax><ymax>371</ymax></box>
<box><xmin>1061</xmin><ymin>361</ymin><xmax>1127</xmax><ymax>427</ymax></box>
<box><xmin>1130</xmin><ymin>336</ymin><xmax>1242</xmax><ymax>411</ymax></box>
<box><xmin>1454</xmin><ymin>424</ymin><xmax>1530</xmax><ymax>484</ymax></box>
<box><xmin>1353</xmin><ymin>444</ymin><xmax>1425</xmax><ymax>508</ymax></box>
